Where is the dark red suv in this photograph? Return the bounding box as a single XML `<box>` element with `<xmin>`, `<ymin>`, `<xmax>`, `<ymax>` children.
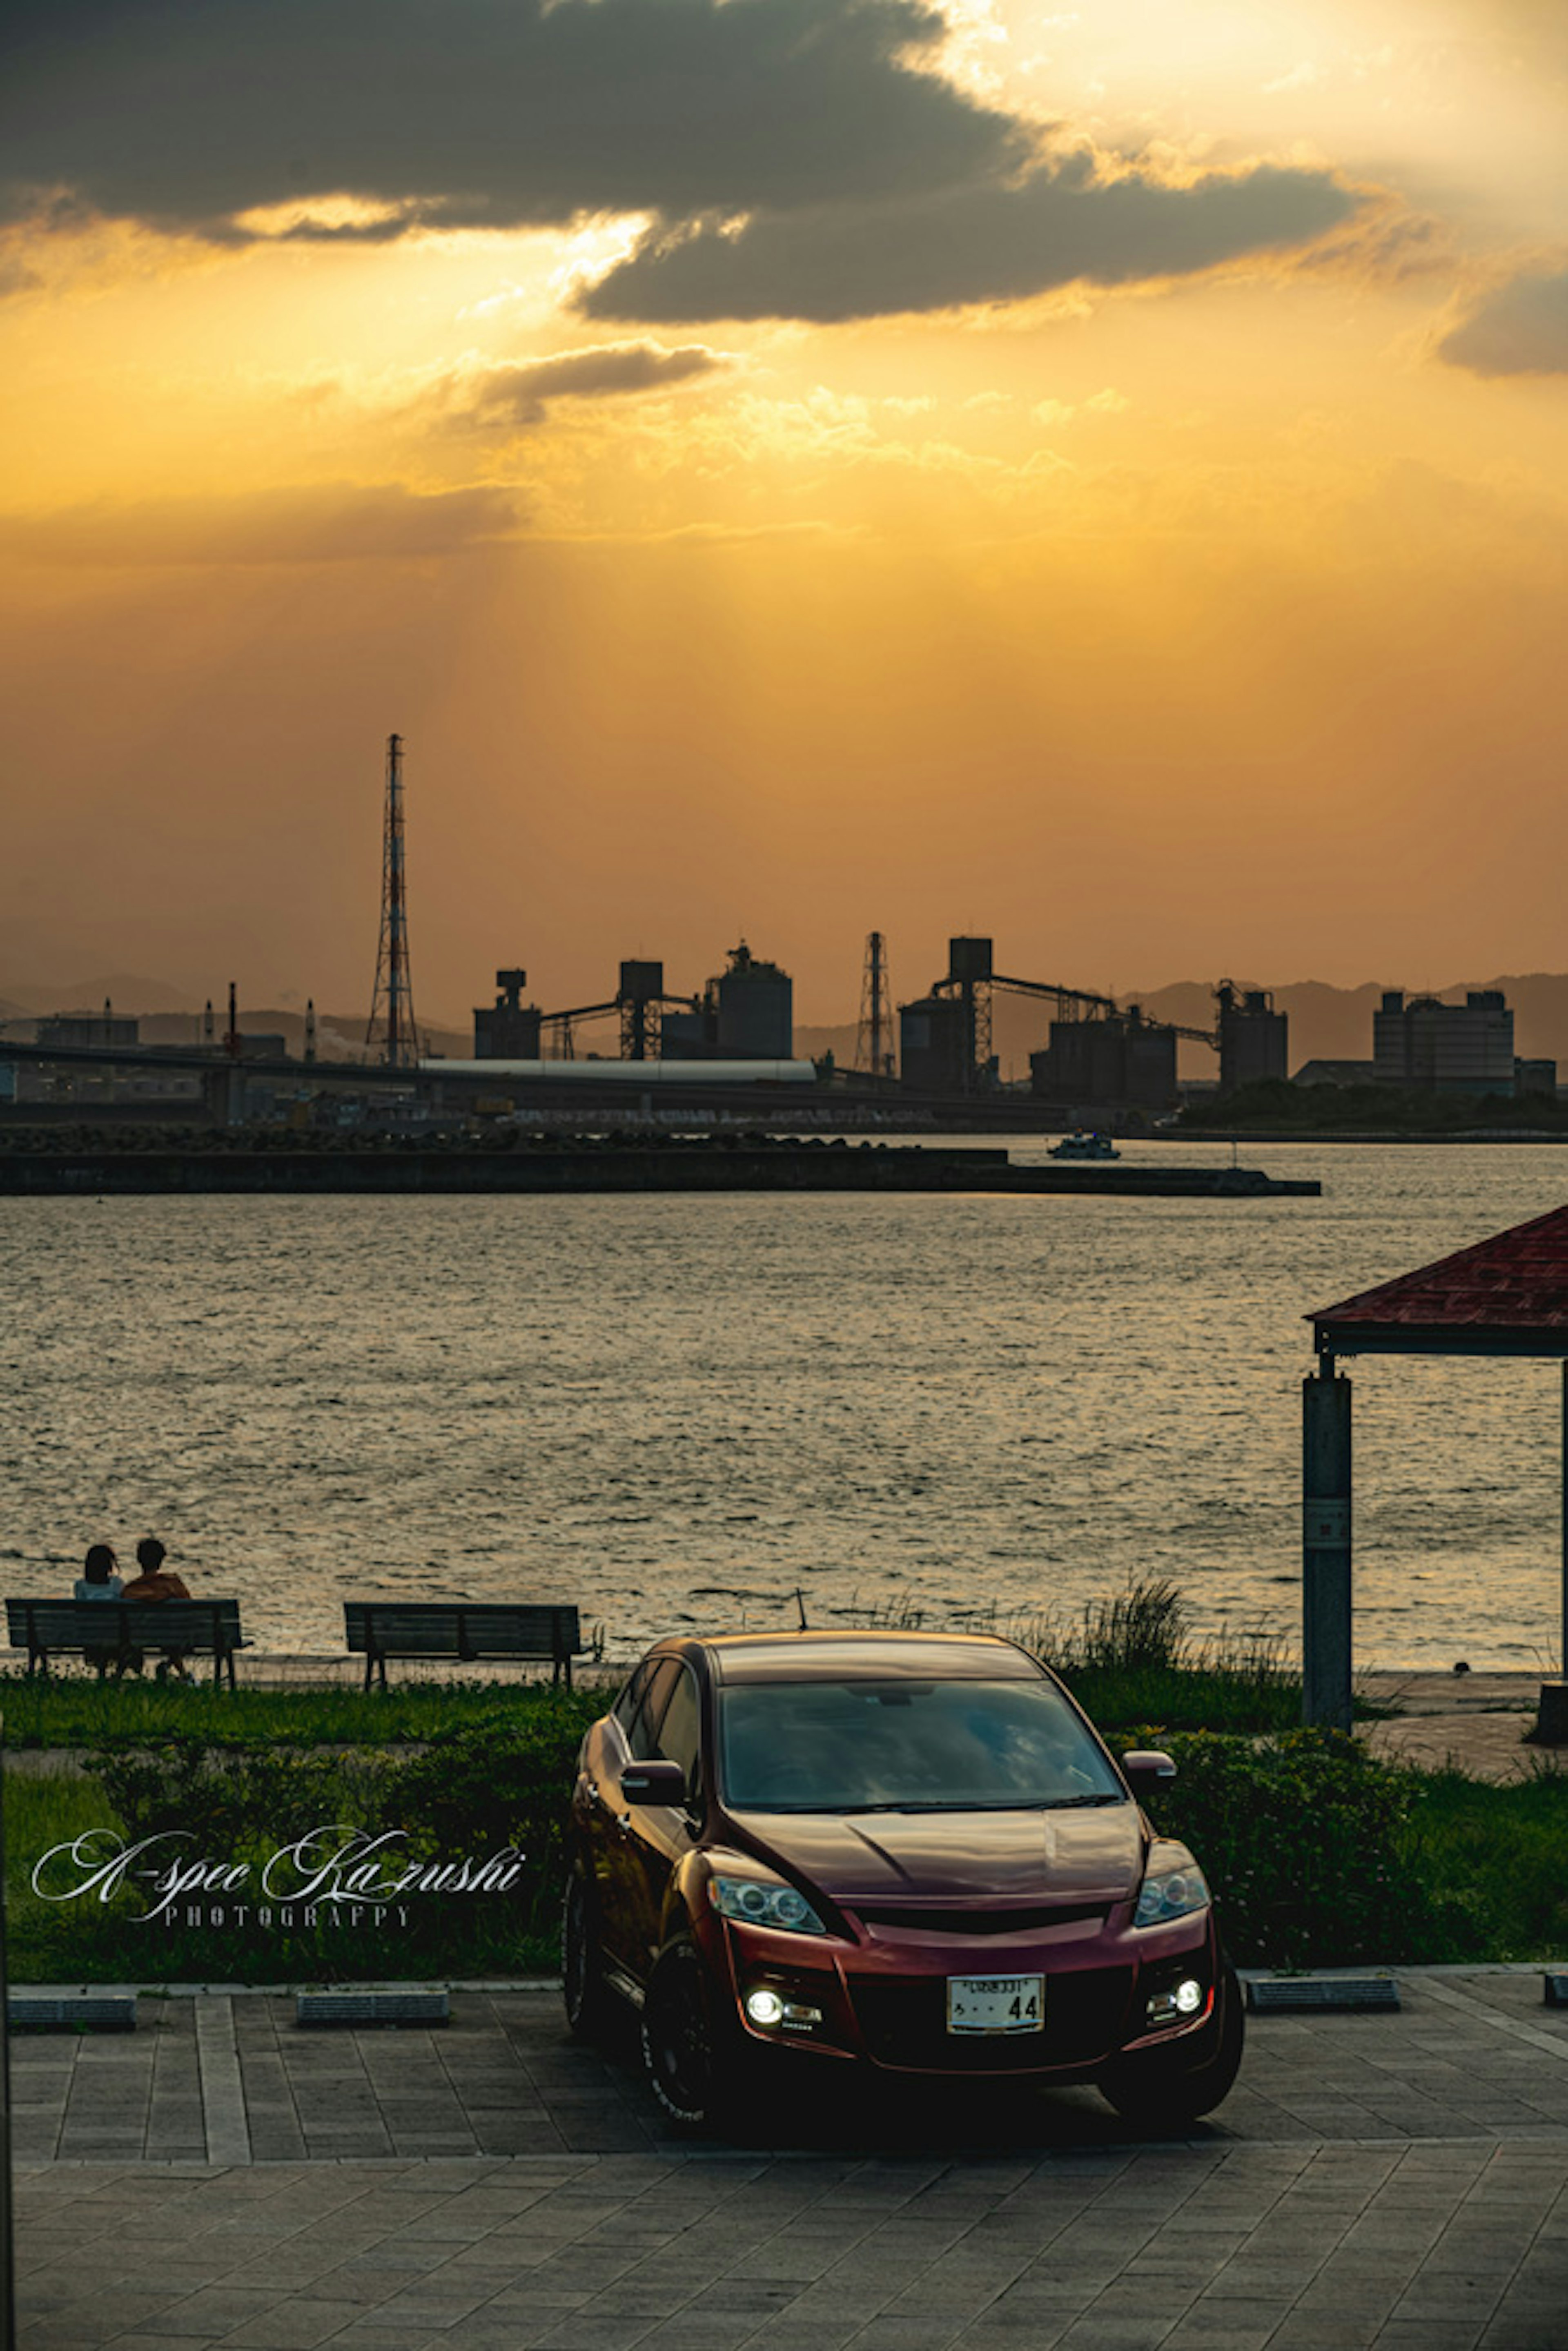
<box><xmin>564</xmin><ymin>1629</ymin><xmax>1243</xmax><ymax>2130</ymax></box>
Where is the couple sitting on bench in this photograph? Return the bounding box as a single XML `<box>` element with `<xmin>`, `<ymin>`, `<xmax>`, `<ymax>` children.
<box><xmin>76</xmin><ymin>1537</ymin><xmax>194</xmax><ymax>1680</ymax></box>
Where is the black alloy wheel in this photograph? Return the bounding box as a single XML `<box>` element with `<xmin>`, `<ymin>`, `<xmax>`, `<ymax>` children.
<box><xmin>641</xmin><ymin>1941</ymin><xmax>729</xmax><ymax>2130</ymax></box>
<box><xmin>562</xmin><ymin>1870</ymin><xmax>612</xmax><ymax>2040</ymax></box>
<box><xmin>1098</xmin><ymin>1960</ymin><xmax>1246</xmax><ymax>2128</ymax></box>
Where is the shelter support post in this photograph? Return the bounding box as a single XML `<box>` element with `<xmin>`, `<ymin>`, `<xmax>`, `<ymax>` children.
<box><xmin>1303</xmin><ymin>1357</ymin><xmax>1353</xmax><ymax>1732</ymax></box>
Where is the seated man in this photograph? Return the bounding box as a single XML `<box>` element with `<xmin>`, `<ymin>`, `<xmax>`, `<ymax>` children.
<box><xmin>119</xmin><ymin>1537</ymin><xmax>194</xmax><ymax>1681</ymax></box>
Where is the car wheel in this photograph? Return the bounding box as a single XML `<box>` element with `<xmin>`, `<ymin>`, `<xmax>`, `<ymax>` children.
<box><xmin>1099</xmin><ymin>1961</ymin><xmax>1245</xmax><ymax>2129</ymax></box>
<box><xmin>562</xmin><ymin>1870</ymin><xmax>612</xmax><ymax>2040</ymax></box>
<box><xmin>641</xmin><ymin>1941</ymin><xmax>744</xmax><ymax>2132</ymax></box>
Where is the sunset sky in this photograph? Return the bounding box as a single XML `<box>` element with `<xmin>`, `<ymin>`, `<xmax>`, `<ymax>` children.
<box><xmin>4</xmin><ymin>0</ymin><xmax>1567</xmax><ymax>1025</ymax></box>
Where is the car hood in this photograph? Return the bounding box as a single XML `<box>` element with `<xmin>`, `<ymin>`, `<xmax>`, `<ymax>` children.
<box><xmin>728</xmin><ymin>1804</ymin><xmax>1145</xmax><ymax>1904</ymax></box>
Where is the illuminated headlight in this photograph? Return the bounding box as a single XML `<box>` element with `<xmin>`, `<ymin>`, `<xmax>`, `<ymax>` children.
<box><xmin>746</xmin><ymin>1988</ymin><xmax>785</xmax><ymax>2026</ymax></box>
<box><xmin>1134</xmin><ymin>1844</ymin><xmax>1210</xmax><ymax>1929</ymax></box>
<box><xmin>709</xmin><ymin>1875</ymin><xmax>828</xmax><ymax>1936</ymax></box>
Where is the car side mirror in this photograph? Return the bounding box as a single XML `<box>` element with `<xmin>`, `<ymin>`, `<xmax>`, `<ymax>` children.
<box><xmin>620</xmin><ymin>1759</ymin><xmax>689</xmax><ymax>1805</ymax></box>
<box><xmin>1121</xmin><ymin>1750</ymin><xmax>1177</xmax><ymax>1792</ymax></box>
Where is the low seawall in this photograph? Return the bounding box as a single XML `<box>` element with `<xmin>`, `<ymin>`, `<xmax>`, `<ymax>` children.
<box><xmin>0</xmin><ymin>1142</ymin><xmax>1319</xmax><ymax>1197</ymax></box>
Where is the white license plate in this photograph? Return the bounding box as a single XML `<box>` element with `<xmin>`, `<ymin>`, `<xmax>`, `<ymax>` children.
<box><xmin>946</xmin><ymin>1974</ymin><xmax>1045</xmax><ymax>2036</ymax></box>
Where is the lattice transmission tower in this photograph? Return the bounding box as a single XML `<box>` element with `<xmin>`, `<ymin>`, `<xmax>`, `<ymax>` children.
<box><xmin>366</xmin><ymin>731</ymin><xmax>420</xmax><ymax>1067</ymax></box>
<box><xmin>855</xmin><ymin>930</ymin><xmax>896</xmax><ymax>1078</ymax></box>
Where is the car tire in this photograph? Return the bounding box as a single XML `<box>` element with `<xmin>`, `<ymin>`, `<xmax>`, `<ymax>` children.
<box><xmin>1098</xmin><ymin>1960</ymin><xmax>1245</xmax><ymax>2129</ymax></box>
<box><xmin>562</xmin><ymin>1869</ymin><xmax>612</xmax><ymax>2041</ymax></box>
<box><xmin>641</xmin><ymin>1940</ymin><xmax>750</xmax><ymax>2133</ymax></box>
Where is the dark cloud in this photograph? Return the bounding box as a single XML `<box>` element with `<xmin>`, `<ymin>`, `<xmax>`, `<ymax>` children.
<box><xmin>2</xmin><ymin>0</ymin><xmax>1363</xmax><ymax>325</ymax></box>
<box><xmin>1</xmin><ymin>0</ymin><xmax>1022</xmax><ymax>234</ymax></box>
<box><xmin>460</xmin><ymin>339</ymin><xmax>729</xmax><ymax>424</ymax></box>
<box><xmin>0</xmin><ymin>484</ymin><xmax>526</xmax><ymax>566</ymax></box>
<box><xmin>1437</xmin><ymin>269</ymin><xmax>1568</xmax><ymax>378</ymax></box>
<box><xmin>581</xmin><ymin>155</ymin><xmax>1360</xmax><ymax>323</ymax></box>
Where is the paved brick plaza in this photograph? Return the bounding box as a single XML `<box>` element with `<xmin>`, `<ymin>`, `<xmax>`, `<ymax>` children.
<box><xmin>13</xmin><ymin>1974</ymin><xmax>1568</xmax><ymax>2350</ymax></box>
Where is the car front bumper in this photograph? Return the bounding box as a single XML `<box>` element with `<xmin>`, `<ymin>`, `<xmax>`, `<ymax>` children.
<box><xmin>705</xmin><ymin>1910</ymin><xmax>1219</xmax><ymax>2081</ymax></box>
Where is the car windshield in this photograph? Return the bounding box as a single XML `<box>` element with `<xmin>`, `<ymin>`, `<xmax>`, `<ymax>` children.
<box><xmin>717</xmin><ymin>1677</ymin><xmax>1126</xmax><ymax>1812</ymax></box>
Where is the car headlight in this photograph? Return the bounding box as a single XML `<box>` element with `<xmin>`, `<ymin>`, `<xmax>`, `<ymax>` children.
<box><xmin>708</xmin><ymin>1874</ymin><xmax>828</xmax><ymax>1936</ymax></box>
<box><xmin>1134</xmin><ymin>1843</ymin><xmax>1210</xmax><ymax>1928</ymax></box>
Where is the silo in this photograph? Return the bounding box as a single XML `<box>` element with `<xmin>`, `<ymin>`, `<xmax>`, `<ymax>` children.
<box><xmin>715</xmin><ymin>941</ymin><xmax>793</xmax><ymax>1058</ymax></box>
<box><xmin>1217</xmin><ymin>985</ymin><xmax>1288</xmax><ymax>1094</ymax></box>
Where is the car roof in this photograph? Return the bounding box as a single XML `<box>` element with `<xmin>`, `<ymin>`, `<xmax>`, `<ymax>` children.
<box><xmin>691</xmin><ymin>1631</ymin><xmax>1044</xmax><ymax>1685</ymax></box>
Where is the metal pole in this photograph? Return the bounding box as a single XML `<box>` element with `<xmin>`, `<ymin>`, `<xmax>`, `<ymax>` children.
<box><xmin>386</xmin><ymin>733</ymin><xmax>403</xmax><ymax>1069</ymax></box>
<box><xmin>1303</xmin><ymin>1355</ymin><xmax>1353</xmax><ymax>1731</ymax></box>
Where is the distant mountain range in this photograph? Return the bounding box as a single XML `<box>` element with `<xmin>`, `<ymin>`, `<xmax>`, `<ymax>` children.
<box><xmin>0</xmin><ymin>980</ymin><xmax>471</xmax><ymax>1061</ymax></box>
<box><xmin>797</xmin><ymin>975</ymin><xmax>1568</xmax><ymax>1082</ymax></box>
<box><xmin>10</xmin><ymin>969</ymin><xmax>1568</xmax><ymax>1083</ymax></box>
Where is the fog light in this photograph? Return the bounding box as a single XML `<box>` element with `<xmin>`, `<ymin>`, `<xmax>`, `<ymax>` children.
<box><xmin>746</xmin><ymin>1988</ymin><xmax>785</xmax><ymax>2027</ymax></box>
<box><xmin>1146</xmin><ymin>1973</ymin><xmax>1208</xmax><ymax>2028</ymax></box>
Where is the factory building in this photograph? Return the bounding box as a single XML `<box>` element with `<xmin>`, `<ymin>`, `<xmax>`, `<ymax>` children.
<box><xmin>658</xmin><ymin>1006</ymin><xmax>710</xmax><ymax>1059</ymax></box>
<box><xmin>1217</xmin><ymin>985</ymin><xmax>1288</xmax><ymax>1095</ymax></box>
<box><xmin>1373</xmin><ymin>990</ymin><xmax>1515</xmax><ymax>1095</ymax></box>
<box><xmin>36</xmin><ymin>1011</ymin><xmax>140</xmax><ymax>1051</ymax></box>
<box><xmin>1029</xmin><ymin>1014</ymin><xmax>1177</xmax><ymax>1109</ymax></box>
<box><xmin>899</xmin><ymin>995</ymin><xmax>974</xmax><ymax>1094</ymax></box>
<box><xmin>474</xmin><ymin>969</ymin><xmax>542</xmax><ymax>1059</ymax></box>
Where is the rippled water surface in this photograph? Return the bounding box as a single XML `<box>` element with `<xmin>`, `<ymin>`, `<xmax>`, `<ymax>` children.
<box><xmin>5</xmin><ymin>1140</ymin><xmax>1568</xmax><ymax>1665</ymax></box>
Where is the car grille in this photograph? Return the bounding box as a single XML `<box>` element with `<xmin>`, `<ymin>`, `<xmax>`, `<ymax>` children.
<box><xmin>852</xmin><ymin>1967</ymin><xmax>1134</xmax><ymax>2072</ymax></box>
<box><xmin>852</xmin><ymin>1903</ymin><xmax>1108</xmax><ymax>1937</ymax></box>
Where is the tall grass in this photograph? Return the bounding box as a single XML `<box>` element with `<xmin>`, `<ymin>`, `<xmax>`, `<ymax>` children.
<box><xmin>1019</xmin><ymin>1580</ymin><xmax>1302</xmax><ymax>1734</ymax></box>
<box><xmin>840</xmin><ymin>1577</ymin><xmax>1302</xmax><ymax>1734</ymax></box>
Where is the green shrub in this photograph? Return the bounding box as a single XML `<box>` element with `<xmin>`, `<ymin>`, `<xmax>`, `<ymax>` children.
<box><xmin>1136</xmin><ymin>1728</ymin><xmax>1441</xmax><ymax>1969</ymax></box>
<box><xmin>393</xmin><ymin>1689</ymin><xmax>603</xmax><ymax>1916</ymax></box>
<box><xmin>9</xmin><ymin>1687</ymin><xmax>607</xmax><ymax>1984</ymax></box>
<box><xmin>89</xmin><ymin>1735</ymin><xmax>394</xmax><ymax>1850</ymax></box>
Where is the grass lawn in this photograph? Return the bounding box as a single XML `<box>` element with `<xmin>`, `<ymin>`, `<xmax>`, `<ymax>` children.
<box><xmin>1406</xmin><ymin>1763</ymin><xmax>1568</xmax><ymax>1961</ymax></box>
<box><xmin>0</xmin><ymin>1669</ymin><xmax>618</xmax><ymax>1748</ymax></box>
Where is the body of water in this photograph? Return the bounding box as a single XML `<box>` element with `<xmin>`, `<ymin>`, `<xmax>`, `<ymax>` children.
<box><xmin>4</xmin><ymin>1139</ymin><xmax>1568</xmax><ymax>1668</ymax></box>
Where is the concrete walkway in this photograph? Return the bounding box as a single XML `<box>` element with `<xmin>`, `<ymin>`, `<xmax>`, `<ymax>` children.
<box><xmin>14</xmin><ymin>1976</ymin><xmax>1568</xmax><ymax>2351</ymax></box>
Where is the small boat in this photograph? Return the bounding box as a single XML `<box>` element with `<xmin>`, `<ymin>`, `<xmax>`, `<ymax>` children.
<box><xmin>1050</xmin><ymin>1130</ymin><xmax>1120</xmax><ymax>1161</ymax></box>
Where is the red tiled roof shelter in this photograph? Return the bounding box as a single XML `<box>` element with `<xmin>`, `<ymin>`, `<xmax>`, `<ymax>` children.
<box><xmin>1311</xmin><ymin>1203</ymin><xmax>1568</xmax><ymax>1359</ymax></box>
<box><xmin>1301</xmin><ymin>1203</ymin><xmax>1568</xmax><ymax>1729</ymax></box>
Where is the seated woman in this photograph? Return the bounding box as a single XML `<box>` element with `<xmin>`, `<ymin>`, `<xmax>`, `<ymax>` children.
<box><xmin>74</xmin><ymin>1543</ymin><xmax>134</xmax><ymax>1677</ymax></box>
<box><xmin>74</xmin><ymin>1543</ymin><xmax>121</xmax><ymax>1603</ymax></box>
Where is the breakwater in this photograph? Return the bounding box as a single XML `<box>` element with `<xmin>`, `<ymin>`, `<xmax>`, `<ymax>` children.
<box><xmin>0</xmin><ymin>1134</ymin><xmax>1319</xmax><ymax>1197</ymax></box>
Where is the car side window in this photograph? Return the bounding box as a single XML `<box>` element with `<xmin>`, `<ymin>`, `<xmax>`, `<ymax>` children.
<box><xmin>627</xmin><ymin>1658</ymin><xmax>680</xmax><ymax>1760</ymax></box>
<box><xmin>653</xmin><ymin>1664</ymin><xmax>702</xmax><ymax>1798</ymax></box>
<box><xmin>612</xmin><ymin>1663</ymin><xmax>649</xmax><ymax>1735</ymax></box>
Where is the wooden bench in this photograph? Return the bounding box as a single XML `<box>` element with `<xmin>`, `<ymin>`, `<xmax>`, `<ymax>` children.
<box><xmin>5</xmin><ymin>1598</ymin><xmax>251</xmax><ymax>1687</ymax></box>
<box><xmin>343</xmin><ymin>1601</ymin><xmax>588</xmax><ymax>1690</ymax></box>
